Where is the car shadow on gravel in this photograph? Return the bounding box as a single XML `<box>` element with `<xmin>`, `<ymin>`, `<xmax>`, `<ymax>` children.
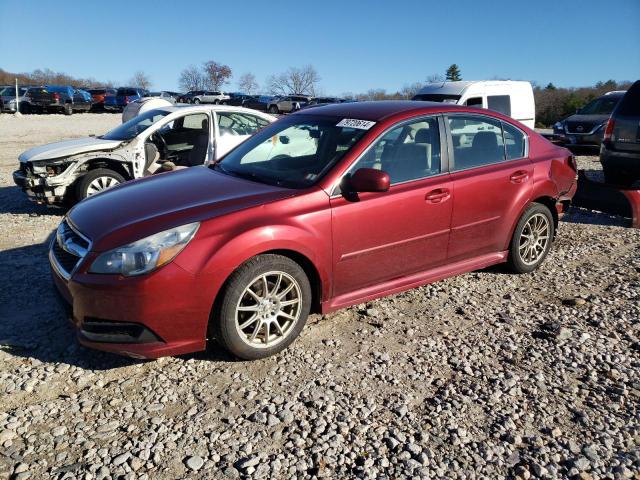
<box><xmin>0</xmin><ymin>185</ymin><xmax>68</xmax><ymax>216</ymax></box>
<box><xmin>0</xmin><ymin>238</ymin><xmax>141</xmax><ymax>371</ymax></box>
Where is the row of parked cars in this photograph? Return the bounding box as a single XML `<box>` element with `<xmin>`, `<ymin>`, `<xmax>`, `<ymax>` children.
<box><xmin>177</xmin><ymin>91</ymin><xmax>350</xmax><ymax>114</ymax></box>
<box><xmin>0</xmin><ymin>85</ymin><xmax>182</xmax><ymax>114</ymax></box>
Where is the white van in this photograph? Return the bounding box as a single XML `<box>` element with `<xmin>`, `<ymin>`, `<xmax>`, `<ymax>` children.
<box><xmin>413</xmin><ymin>80</ymin><xmax>535</xmax><ymax>129</ymax></box>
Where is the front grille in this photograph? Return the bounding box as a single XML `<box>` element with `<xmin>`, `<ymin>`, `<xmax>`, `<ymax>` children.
<box><xmin>51</xmin><ymin>220</ymin><xmax>90</xmax><ymax>278</ymax></box>
<box><xmin>565</xmin><ymin>122</ymin><xmax>597</xmax><ymax>134</ymax></box>
<box><xmin>52</xmin><ymin>242</ymin><xmax>80</xmax><ymax>273</ymax></box>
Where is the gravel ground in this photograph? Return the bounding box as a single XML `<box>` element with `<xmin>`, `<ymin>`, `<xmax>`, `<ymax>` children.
<box><xmin>0</xmin><ymin>114</ymin><xmax>639</xmax><ymax>480</ymax></box>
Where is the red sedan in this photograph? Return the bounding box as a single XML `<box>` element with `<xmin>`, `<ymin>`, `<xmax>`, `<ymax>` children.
<box><xmin>51</xmin><ymin>101</ymin><xmax>577</xmax><ymax>360</ymax></box>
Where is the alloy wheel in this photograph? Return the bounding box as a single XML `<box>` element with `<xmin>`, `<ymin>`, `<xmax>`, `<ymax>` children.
<box><xmin>86</xmin><ymin>176</ymin><xmax>120</xmax><ymax>196</ymax></box>
<box><xmin>518</xmin><ymin>213</ymin><xmax>550</xmax><ymax>266</ymax></box>
<box><xmin>235</xmin><ymin>271</ymin><xmax>302</xmax><ymax>348</ymax></box>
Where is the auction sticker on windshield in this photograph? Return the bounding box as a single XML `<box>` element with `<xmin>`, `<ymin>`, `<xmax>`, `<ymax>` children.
<box><xmin>336</xmin><ymin>119</ymin><xmax>376</xmax><ymax>130</ymax></box>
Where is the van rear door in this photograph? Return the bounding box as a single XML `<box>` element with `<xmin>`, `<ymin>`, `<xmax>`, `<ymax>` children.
<box><xmin>611</xmin><ymin>82</ymin><xmax>640</xmax><ymax>153</ymax></box>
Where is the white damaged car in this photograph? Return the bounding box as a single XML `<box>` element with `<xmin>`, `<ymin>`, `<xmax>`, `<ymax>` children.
<box><xmin>13</xmin><ymin>105</ymin><xmax>276</xmax><ymax>204</ymax></box>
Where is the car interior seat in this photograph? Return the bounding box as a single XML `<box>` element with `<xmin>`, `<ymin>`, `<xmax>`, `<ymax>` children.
<box><xmin>383</xmin><ymin>128</ymin><xmax>433</xmax><ymax>183</ymax></box>
<box><xmin>185</xmin><ymin>119</ymin><xmax>210</xmax><ymax>167</ymax></box>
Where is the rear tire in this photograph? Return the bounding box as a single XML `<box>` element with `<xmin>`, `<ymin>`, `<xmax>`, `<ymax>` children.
<box><xmin>506</xmin><ymin>203</ymin><xmax>554</xmax><ymax>274</ymax></box>
<box><xmin>193</xmin><ymin>98</ymin><xmax>201</xmax><ymax>104</ymax></box>
<box><xmin>76</xmin><ymin>168</ymin><xmax>125</xmax><ymax>200</ymax></box>
<box><xmin>211</xmin><ymin>254</ymin><xmax>311</xmax><ymax>360</ymax></box>
<box><xmin>64</xmin><ymin>103</ymin><xmax>73</xmax><ymax>115</ymax></box>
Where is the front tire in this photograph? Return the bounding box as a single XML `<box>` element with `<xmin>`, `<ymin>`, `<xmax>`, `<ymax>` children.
<box><xmin>211</xmin><ymin>254</ymin><xmax>312</xmax><ymax>360</ymax></box>
<box><xmin>268</xmin><ymin>105</ymin><xmax>279</xmax><ymax>114</ymax></box>
<box><xmin>76</xmin><ymin>168</ymin><xmax>124</xmax><ymax>200</ymax></box>
<box><xmin>506</xmin><ymin>203</ymin><xmax>554</xmax><ymax>274</ymax></box>
<box><xmin>193</xmin><ymin>98</ymin><xmax>201</xmax><ymax>104</ymax></box>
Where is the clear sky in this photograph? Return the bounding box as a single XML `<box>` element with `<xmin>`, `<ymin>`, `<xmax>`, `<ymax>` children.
<box><xmin>1</xmin><ymin>0</ymin><xmax>638</xmax><ymax>94</ymax></box>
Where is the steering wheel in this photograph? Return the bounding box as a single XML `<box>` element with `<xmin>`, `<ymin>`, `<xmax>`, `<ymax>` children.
<box><xmin>151</xmin><ymin>132</ymin><xmax>168</xmax><ymax>158</ymax></box>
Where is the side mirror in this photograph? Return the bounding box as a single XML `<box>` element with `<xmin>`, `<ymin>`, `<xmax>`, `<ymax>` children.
<box><xmin>348</xmin><ymin>168</ymin><xmax>390</xmax><ymax>193</ymax></box>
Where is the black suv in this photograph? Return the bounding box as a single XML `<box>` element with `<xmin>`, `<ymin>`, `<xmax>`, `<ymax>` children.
<box><xmin>600</xmin><ymin>80</ymin><xmax>640</xmax><ymax>186</ymax></box>
<box><xmin>553</xmin><ymin>91</ymin><xmax>626</xmax><ymax>148</ymax></box>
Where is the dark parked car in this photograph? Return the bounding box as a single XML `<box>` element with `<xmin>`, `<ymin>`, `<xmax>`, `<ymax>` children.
<box><xmin>50</xmin><ymin>101</ymin><xmax>576</xmax><ymax>360</ymax></box>
<box><xmin>553</xmin><ymin>91</ymin><xmax>626</xmax><ymax>148</ymax></box>
<box><xmin>600</xmin><ymin>81</ymin><xmax>640</xmax><ymax>185</ymax></box>
<box><xmin>27</xmin><ymin>86</ymin><xmax>92</xmax><ymax>115</ymax></box>
<box><xmin>87</xmin><ymin>88</ymin><xmax>117</xmax><ymax>110</ymax></box>
<box><xmin>223</xmin><ymin>92</ymin><xmax>253</xmax><ymax>106</ymax></box>
<box><xmin>242</xmin><ymin>95</ymin><xmax>274</xmax><ymax>112</ymax></box>
<box><xmin>104</xmin><ymin>87</ymin><xmax>148</xmax><ymax>112</ymax></box>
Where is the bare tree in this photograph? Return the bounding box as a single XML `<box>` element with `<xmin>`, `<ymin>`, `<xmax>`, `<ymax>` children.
<box><xmin>203</xmin><ymin>61</ymin><xmax>232</xmax><ymax>91</ymax></box>
<box><xmin>400</xmin><ymin>82</ymin><xmax>423</xmax><ymax>99</ymax></box>
<box><xmin>179</xmin><ymin>65</ymin><xmax>207</xmax><ymax>91</ymax></box>
<box><xmin>237</xmin><ymin>73</ymin><xmax>259</xmax><ymax>94</ymax></box>
<box><xmin>425</xmin><ymin>73</ymin><xmax>445</xmax><ymax>84</ymax></box>
<box><xmin>267</xmin><ymin>65</ymin><xmax>320</xmax><ymax>96</ymax></box>
<box><xmin>129</xmin><ymin>71</ymin><xmax>152</xmax><ymax>90</ymax></box>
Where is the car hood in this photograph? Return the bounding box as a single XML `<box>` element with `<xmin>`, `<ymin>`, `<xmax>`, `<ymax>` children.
<box><xmin>19</xmin><ymin>137</ymin><xmax>123</xmax><ymax>163</ymax></box>
<box><xmin>68</xmin><ymin>166</ymin><xmax>296</xmax><ymax>252</ymax></box>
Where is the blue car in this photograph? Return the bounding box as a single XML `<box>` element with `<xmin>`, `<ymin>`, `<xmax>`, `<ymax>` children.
<box><xmin>104</xmin><ymin>87</ymin><xmax>148</xmax><ymax>112</ymax></box>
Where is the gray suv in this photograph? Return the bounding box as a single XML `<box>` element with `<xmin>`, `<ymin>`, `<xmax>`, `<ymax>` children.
<box><xmin>600</xmin><ymin>80</ymin><xmax>640</xmax><ymax>186</ymax></box>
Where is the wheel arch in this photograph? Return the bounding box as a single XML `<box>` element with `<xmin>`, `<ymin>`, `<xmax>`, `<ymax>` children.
<box><xmin>84</xmin><ymin>157</ymin><xmax>134</xmax><ymax>180</ymax></box>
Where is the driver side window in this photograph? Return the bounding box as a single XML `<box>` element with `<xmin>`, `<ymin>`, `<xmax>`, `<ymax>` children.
<box><xmin>350</xmin><ymin>117</ymin><xmax>441</xmax><ymax>185</ymax></box>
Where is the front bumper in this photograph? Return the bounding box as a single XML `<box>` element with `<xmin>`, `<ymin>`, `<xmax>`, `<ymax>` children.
<box><xmin>50</xmin><ymin>248</ymin><xmax>211</xmax><ymax>359</ymax></box>
<box><xmin>13</xmin><ymin>169</ymin><xmax>68</xmax><ymax>204</ymax></box>
<box><xmin>554</xmin><ymin>128</ymin><xmax>604</xmax><ymax>147</ymax></box>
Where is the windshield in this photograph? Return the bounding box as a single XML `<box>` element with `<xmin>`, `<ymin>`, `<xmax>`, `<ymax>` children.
<box><xmin>579</xmin><ymin>96</ymin><xmax>621</xmax><ymax>115</ymax></box>
<box><xmin>101</xmin><ymin>109</ymin><xmax>171</xmax><ymax>141</ymax></box>
<box><xmin>213</xmin><ymin>115</ymin><xmax>369</xmax><ymax>188</ymax></box>
<box><xmin>413</xmin><ymin>93</ymin><xmax>461</xmax><ymax>103</ymax></box>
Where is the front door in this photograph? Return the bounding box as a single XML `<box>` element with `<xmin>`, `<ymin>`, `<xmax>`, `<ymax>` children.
<box><xmin>331</xmin><ymin>116</ymin><xmax>452</xmax><ymax>297</ymax></box>
<box><xmin>446</xmin><ymin>114</ymin><xmax>533</xmax><ymax>261</ymax></box>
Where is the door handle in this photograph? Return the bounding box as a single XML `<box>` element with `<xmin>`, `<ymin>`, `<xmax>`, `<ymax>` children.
<box><xmin>510</xmin><ymin>170</ymin><xmax>529</xmax><ymax>183</ymax></box>
<box><xmin>425</xmin><ymin>188</ymin><xmax>450</xmax><ymax>203</ymax></box>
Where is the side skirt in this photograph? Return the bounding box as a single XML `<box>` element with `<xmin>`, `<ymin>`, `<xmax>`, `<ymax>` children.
<box><xmin>321</xmin><ymin>251</ymin><xmax>508</xmax><ymax>314</ymax></box>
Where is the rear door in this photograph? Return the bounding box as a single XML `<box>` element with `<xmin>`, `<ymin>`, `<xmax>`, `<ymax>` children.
<box><xmin>446</xmin><ymin>114</ymin><xmax>532</xmax><ymax>261</ymax></box>
<box><xmin>330</xmin><ymin>116</ymin><xmax>452</xmax><ymax>297</ymax></box>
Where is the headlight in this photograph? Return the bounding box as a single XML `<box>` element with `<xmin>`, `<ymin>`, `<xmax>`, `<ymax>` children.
<box><xmin>554</xmin><ymin>122</ymin><xmax>564</xmax><ymax>131</ymax></box>
<box><xmin>89</xmin><ymin>222</ymin><xmax>199</xmax><ymax>276</ymax></box>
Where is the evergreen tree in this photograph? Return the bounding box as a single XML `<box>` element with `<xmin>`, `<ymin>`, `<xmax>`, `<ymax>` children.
<box><xmin>445</xmin><ymin>64</ymin><xmax>462</xmax><ymax>81</ymax></box>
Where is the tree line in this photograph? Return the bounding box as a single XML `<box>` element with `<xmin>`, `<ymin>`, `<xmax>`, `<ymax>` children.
<box><xmin>1</xmin><ymin>64</ymin><xmax>632</xmax><ymax>126</ymax></box>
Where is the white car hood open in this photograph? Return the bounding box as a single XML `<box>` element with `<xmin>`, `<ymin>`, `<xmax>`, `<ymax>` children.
<box><xmin>19</xmin><ymin>137</ymin><xmax>123</xmax><ymax>163</ymax></box>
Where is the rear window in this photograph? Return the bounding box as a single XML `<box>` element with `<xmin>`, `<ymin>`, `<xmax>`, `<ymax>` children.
<box><xmin>616</xmin><ymin>83</ymin><xmax>639</xmax><ymax>116</ymax></box>
<box><xmin>580</xmin><ymin>96</ymin><xmax>621</xmax><ymax>115</ymax></box>
<box><xmin>487</xmin><ymin>95</ymin><xmax>511</xmax><ymax>116</ymax></box>
<box><xmin>413</xmin><ymin>93</ymin><xmax>461</xmax><ymax>103</ymax></box>
<box><xmin>117</xmin><ymin>88</ymin><xmax>138</xmax><ymax>96</ymax></box>
<box><xmin>88</xmin><ymin>89</ymin><xmax>106</xmax><ymax>95</ymax></box>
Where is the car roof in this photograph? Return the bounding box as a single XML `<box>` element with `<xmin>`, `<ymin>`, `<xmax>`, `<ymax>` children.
<box><xmin>291</xmin><ymin>100</ymin><xmax>466</xmax><ymax>121</ymax></box>
<box><xmin>158</xmin><ymin>104</ymin><xmax>277</xmax><ymax>116</ymax></box>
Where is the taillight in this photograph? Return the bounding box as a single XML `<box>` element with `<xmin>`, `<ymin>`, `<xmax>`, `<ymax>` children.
<box><xmin>124</xmin><ymin>96</ymin><xmax>130</xmax><ymax>104</ymax></box>
<box><xmin>603</xmin><ymin>118</ymin><xmax>615</xmax><ymax>142</ymax></box>
<box><xmin>53</xmin><ymin>93</ymin><xmax>60</xmax><ymax>101</ymax></box>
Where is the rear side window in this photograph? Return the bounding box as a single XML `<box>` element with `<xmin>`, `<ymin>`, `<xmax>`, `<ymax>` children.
<box><xmin>182</xmin><ymin>113</ymin><xmax>209</xmax><ymax>130</ymax></box>
<box><xmin>502</xmin><ymin>122</ymin><xmax>526</xmax><ymax>160</ymax></box>
<box><xmin>217</xmin><ymin>112</ymin><xmax>269</xmax><ymax>136</ymax></box>
<box><xmin>487</xmin><ymin>95</ymin><xmax>511</xmax><ymax>116</ymax></box>
<box><xmin>616</xmin><ymin>82</ymin><xmax>640</xmax><ymax>116</ymax></box>
<box><xmin>448</xmin><ymin>115</ymin><xmax>505</xmax><ymax>170</ymax></box>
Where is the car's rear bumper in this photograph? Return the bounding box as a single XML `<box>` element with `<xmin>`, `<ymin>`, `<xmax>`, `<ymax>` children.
<box><xmin>50</xmin><ymin>250</ymin><xmax>211</xmax><ymax>359</ymax></box>
<box><xmin>600</xmin><ymin>147</ymin><xmax>640</xmax><ymax>175</ymax></box>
